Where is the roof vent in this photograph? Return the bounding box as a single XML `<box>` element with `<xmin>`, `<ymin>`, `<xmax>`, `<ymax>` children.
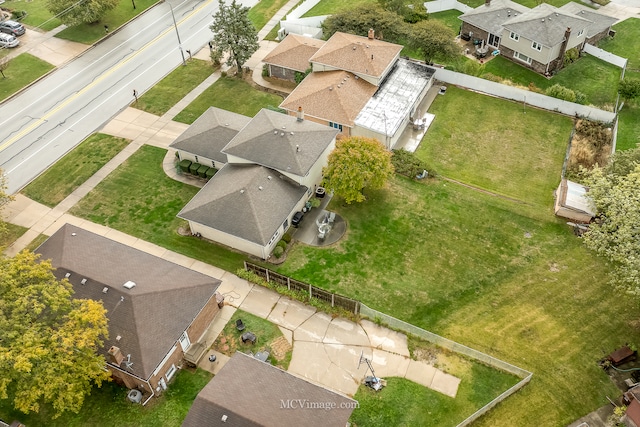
<box><xmin>355</xmin><ymin>75</ymin><xmax>359</xmax><ymax>80</ymax></box>
<box><xmin>123</xmin><ymin>281</ymin><xmax>136</xmax><ymax>290</ymax></box>
<box><xmin>329</xmin><ymin>86</ymin><xmax>333</xmax><ymax>91</ymax></box>
<box><xmin>338</xmin><ymin>84</ymin><xmax>342</xmax><ymax>88</ymax></box>
<box><xmin>352</xmin><ymin>45</ymin><xmax>356</xmax><ymax>50</ymax></box>
<box><xmin>240</xmin><ymin>189</ymin><xmax>245</xmax><ymax>194</ymax></box>
<box><xmin>102</xmin><ymin>287</ymin><xmax>109</xmax><ymax>294</ymax></box>
<box><xmin>71</xmin><ymin>232</ymin><xmax>77</xmax><ymax>236</ymax></box>
<box><xmin>296</xmin><ymin>144</ymin><xmax>300</xmax><ymax>152</ymax></box>
<box><xmin>222</xmin><ymin>415</ymin><xmax>228</xmax><ymax>422</ymax></box>
<box><xmin>258</xmin><ymin>186</ymin><xmax>263</xmax><ymax>190</ymax></box>
<box><xmin>65</xmin><ymin>272</ymin><xmax>71</xmax><ymax>278</ymax></box>
<box><xmin>116</xmin><ymin>335</ymin><xmax>121</xmax><ymax>342</ymax></box>
<box><xmin>541</xmin><ymin>18</ymin><xmax>545</xmax><ymax>22</ymax></box>
<box><xmin>81</xmin><ymin>278</ymin><xmax>87</xmax><ymax>285</ymax></box>
<box><xmin>267</xmin><ymin>175</ymin><xmax>272</xmax><ymax>180</ymax></box>
<box><xmin>282</xmin><ymin>126</ymin><xmax>286</xmax><ymax>129</ymax></box>
<box><xmin>280</xmin><ymin>132</ymin><xmax>285</xmax><ymax>136</ymax></box>
<box><xmin>290</xmin><ymin>132</ymin><xmax>294</xmax><ymax>135</ymax></box>
<box><xmin>225</xmin><ymin>123</ymin><xmax>229</xmax><ymax>126</ymax></box>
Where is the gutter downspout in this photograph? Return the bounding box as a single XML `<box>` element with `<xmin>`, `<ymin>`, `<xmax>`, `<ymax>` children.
<box><xmin>107</xmin><ymin>363</ymin><xmax>155</xmax><ymax>405</ymax></box>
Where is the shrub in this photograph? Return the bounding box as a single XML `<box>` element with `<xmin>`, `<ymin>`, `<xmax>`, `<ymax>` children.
<box><xmin>546</xmin><ymin>84</ymin><xmax>576</xmax><ymax>102</ymax></box>
<box><xmin>189</xmin><ymin>162</ymin><xmax>201</xmax><ymax>175</ymax></box>
<box><xmin>262</xmin><ymin>64</ymin><xmax>269</xmax><ymax>77</ymax></box>
<box><xmin>391</xmin><ymin>149</ymin><xmax>428</xmax><ymax>178</ymax></box>
<box><xmin>481</xmin><ymin>72</ymin><xmax>503</xmax><ymax>83</ymax></box>
<box><xmin>309</xmin><ymin>197</ymin><xmax>321</xmax><ymax>208</ymax></box>
<box><xmin>277</xmin><ymin>240</ymin><xmax>287</xmax><ymax>250</ymax></box>
<box><xmin>273</xmin><ymin>246</ymin><xmax>284</xmax><ymax>258</ymax></box>
<box><xmin>575</xmin><ymin>91</ymin><xmax>588</xmax><ymax>105</ymax></box>
<box><xmin>294</xmin><ymin>67</ymin><xmax>311</xmax><ymax>84</ymax></box>
<box><xmin>564</xmin><ymin>47</ymin><xmax>580</xmax><ymax>67</ymax></box>
<box><xmin>179</xmin><ymin>159</ymin><xmax>192</xmax><ymax>173</ymax></box>
<box><xmin>461</xmin><ymin>60</ymin><xmax>484</xmax><ymax>77</ymax></box>
<box><xmin>282</xmin><ymin>233</ymin><xmax>292</xmax><ymax>244</ymax></box>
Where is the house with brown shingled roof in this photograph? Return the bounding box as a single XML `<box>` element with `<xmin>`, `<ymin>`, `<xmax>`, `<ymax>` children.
<box><xmin>35</xmin><ymin>224</ymin><xmax>223</xmax><ymax>403</ymax></box>
<box><xmin>182</xmin><ymin>352</ymin><xmax>357</xmax><ymax>427</ymax></box>
<box><xmin>262</xmin><ymin>33</ymin><xmax>325</xmax><ymax>82</ymax></box>
<box><xmin>177</xmin><ymin>109</ymin><xmax>338</xmax><ymax>259</ymax></box>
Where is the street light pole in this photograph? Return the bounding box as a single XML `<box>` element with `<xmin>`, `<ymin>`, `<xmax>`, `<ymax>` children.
<box><xmin>168</xmin><ymin>2</ymin><xmax>186</xmax><ymax>66</ymax></box>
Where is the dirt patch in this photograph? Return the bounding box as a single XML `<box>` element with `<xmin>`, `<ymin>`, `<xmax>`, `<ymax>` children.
<box><xmin>270</xmin><ymin>336</ymin><xmax>292</xmax><ymax>360</ymax></box>
<box><xmin>567</xmin><ymin>120</ymin><xmax>612</xmax><ymax>177</ymax></box>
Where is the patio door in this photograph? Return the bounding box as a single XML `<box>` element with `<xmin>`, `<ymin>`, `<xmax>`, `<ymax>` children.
<box><xmin>488</xmin><ymin>34</ymin><xmax>500</xmax><ymax>47</ymax></box>
<box><xmin>179</xmin><ymin>331</ymin><xmax>190</xmax><ymax>351</ymax></box>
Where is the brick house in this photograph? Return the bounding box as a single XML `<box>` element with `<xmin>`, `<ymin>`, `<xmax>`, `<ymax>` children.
<box><xmin>36</xmin><ymin>224</ymin><xmax>222</xmax><ymax>403</ymax></box>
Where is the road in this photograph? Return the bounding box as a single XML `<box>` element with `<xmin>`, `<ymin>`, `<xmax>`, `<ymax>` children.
<box><xmin>0</xmin><ymin>0</ymin><xmax>255</xmax><ymax>194</ymax></box>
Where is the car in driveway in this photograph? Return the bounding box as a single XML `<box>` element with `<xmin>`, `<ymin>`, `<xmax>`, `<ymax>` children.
<box><xmin>291</xmin><ymin>211</ymin><xmax>304</xmax><ymax>227</ymax></box>
<box><xmin>0</xmin><ymin>33</ymin><xmax>19</xmax><ymax>49</ymax></box>
<box><xmin>0</xmin><ymin>20</ymin><xmax>25</xmax><ymax>37</ymax></box>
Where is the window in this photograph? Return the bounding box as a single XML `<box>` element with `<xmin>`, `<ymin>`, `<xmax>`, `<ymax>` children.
<box><xmin>531</xmin><ymin>41</ymin><xmax>542</xmax><ymax>51</ymax></box>
<box><xmin>577</xmin><ymin>29</ymin><xmax>584</xmax><ymax>37</ymax></box>
<box><xmin>329</xmin><ymin>122</ymin><xmax>343</xmax><ymax>132</ymax></box>
<box><xmin>165</xmin><ymin>364</ymin><xmax>177</xmax><ymax>381</ymax></box>
<box><xmin>211</xmin><ymin>161</ymin><xmax>215</xmax><ymax>168</ymax></box>
<box><xmin>268</xmin><ymin>230</ymin><xmax>280</xmax><ymax>246</ymax></box>
<box><xmin>513</xmin><ymin>51</ymin><xmax>532</xmax><ymax>64</ymax></box>
<box><xmin>509</xmin><ymin>32</ymin><xmax>519</xmax><ymax>41</ymax></box>
<box><xmin>194</xmin><ymin>155</ymin><xmax>199</xmax><ymax>163</ymax></box>
<box><xmin>178</xmin><ymin>332</ymin><xmax>190</xmax><ymax>351</ymax></box>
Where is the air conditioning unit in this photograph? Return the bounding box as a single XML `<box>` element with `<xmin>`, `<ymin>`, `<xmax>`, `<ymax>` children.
<box><xmin>277</xmin><ymin>27</ymin><xmax>287</xmax><ymax>41</ymax></box>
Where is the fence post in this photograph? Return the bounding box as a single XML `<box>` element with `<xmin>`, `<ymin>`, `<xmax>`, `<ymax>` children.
<box><xmin>309</xmin><ymin>284</ymin><xmax>312</xmax><ymax>299</ymax></box>
<box><xmin>331</xmin><ymin>294</ymin><xmax>335</xmax><ymax>307</ymax></box>
<box><xmin>243</xmin><ymin>261</ymin><xmax>247</xmax><ymax>271</ymax></box>
<box><xmin>266</xmin><ymin>268</ymin><xmax>269</xmax><ymax>282</ymax></box>
<box><xmin>287</xmin><ymin>277</ymin><xmax>291</xmax><ymax>290</ymax></box>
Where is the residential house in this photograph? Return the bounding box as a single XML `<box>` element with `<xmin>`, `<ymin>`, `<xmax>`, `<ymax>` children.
<box><xmin>182</xmin><ymin>352</ymin><xmax>357</xmax><ymax>427</ymax></box>
<box><xmin>279</xmin><ymin>30</ymin><xmax>435</xmax><ymax>148</ymax></box>
<box><xmin>460</xmin><ymin>0</ymin><xmax>611</xmax><ymax>74</ymax></box>
<box><xmin>262</xmin><ymin>33</ymin><xmax>324</xmax><ymax>82</ymax></box>
<box><xmin>36</xmin><ymin>224</ymin><xmax>222</xmax><ymax>401</ymax></box>
<box><xmin>170</xmin><ymin>107</ymin><xmax>251</xmax><ymax>170</ymax></box>
<box><xmin>554</xmin><ymin>178</ymin><xmax>596</xmax><ymax>223</ymax></box>
<box><xmin>177</xmin><ymin>108</ymin><xmax>338</xmax><ymax>259</ymax></box>
<box><xmin>559</xmin><ymin>2</ymin><xmax>617</xmax><ymax>45</ymax></box>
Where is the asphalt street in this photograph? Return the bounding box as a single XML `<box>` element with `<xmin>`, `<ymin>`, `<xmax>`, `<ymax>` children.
<box><xmin>0</xmin><ymin>0</ymin><xmax>256</xmax><ymax>194</ymax></box>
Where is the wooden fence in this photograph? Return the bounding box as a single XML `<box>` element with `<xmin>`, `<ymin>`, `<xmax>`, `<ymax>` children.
<box><xmin>244</xmin><ymin>262</ymin><xmax>360</xmax><ymax>314</ymax></box>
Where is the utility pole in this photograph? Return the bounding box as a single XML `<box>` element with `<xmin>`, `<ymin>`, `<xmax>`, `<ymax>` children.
<box><xmin>168</xmin><ymin>2</ymin><xmax>186</xmax><ymax>66</ymax></box>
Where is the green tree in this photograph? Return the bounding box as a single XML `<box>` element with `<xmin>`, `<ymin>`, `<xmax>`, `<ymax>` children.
<box><xmin>582</xmin><ymin>162</ymin><xmax>640</xmax><ymax>293</ymax></box>
<box><xmin>408</xmin><ymin>20</ymin><xmax>459</xmax><ymax>64</ymax></box>
<box><xmin>322</xmin><ymin>136</ymin><xmax>394</xmax><ymax>204</ymax></box>
<box><xmin>210</xmin><ymin>0</ymin><xmax>259</xmax><ymax>77</ymax></box>
<box><xmin>321</xmin><ymin>4</ymin><xmax>408</xmax><ymax>43</ymax></box>
<box><xmin>0</xmin><ymin>251</ymin><xmax>110</xmax><ymax>418</ymax></box>
<box><xmin>47</xmin><ymin>0</ymin><xmax>118</xmax><ymax>26</ymax></box>
<box><xmin>618</xmin><ymin>78</ymin><xmax>640</xmax><ymax>102</ymax></box>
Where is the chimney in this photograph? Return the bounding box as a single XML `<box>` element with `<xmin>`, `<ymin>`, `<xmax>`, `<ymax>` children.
<box><xmin>108</xmin><ymin>346</ymin><xmax>125</xmax><ymax>365</ymax></box>
<box><xmin>368</xmin><ymin>28</ymin><xmax>374</xmax><ymax>40</ymax></box>
<box><xmin>296</xmin><ymin>106</ymin><xmax>304</xmax><ymax>122</ymax></box>
<box><xmin>556</xmin><ymin>27</ymin><xmax>572</xmax><ymax>73</ymax></box>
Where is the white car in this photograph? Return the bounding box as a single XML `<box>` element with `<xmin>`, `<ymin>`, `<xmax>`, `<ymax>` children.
<box><xmin>0</xmin><ymin>33</ymin><xmax>19</xmax><ymax>48</ymax></box>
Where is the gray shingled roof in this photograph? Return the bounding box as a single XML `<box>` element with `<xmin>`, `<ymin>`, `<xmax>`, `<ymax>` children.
<box><xmin>309</xmin><ymin>31</ymin><xmax>403</xmax><ymax>79</ymax></box>
<box><xmin>222</xmin><ymin>109</ymin><xmax>338</xmax><ymax>176</ymax></box>
<box><xmin>459</xmin><ymin>0</ymin><xmax>530</xmax><ymax>36</ymax></box>
<box><xmin>262</xmin><ymin>33</ymin><xmax>325</xmax><ymax>72</ymax></box>
<box><xmin>35</xmin><ymin>224</ymin><xmax>221</xmax><ymax>380</ymax></box>
<box><xmin>177</xmin><ymin>164</ymin><xmax>307</xmax><ymax>246</ymax></box>
<box><xmin>559</xmin><ymin>2</ymin><xmax>617</xmax><ymax>38</ymax></box>
<box><xmin>502</xmin><ymin>3</ymin><xmax>592</xmax><ymax>47</ymax></box>
<box><xmin>182</xmin><ymin>352</ymin><xmax>356</xmax><ymax>427</ymax></box>
<box><xmin>169</xmin><ymin>107</ymin><xmax>251</xmax><ymax>163</ymax></box>
<box><xmin>355</xmin><ymin>59</ymin><xmax>435</xmax><ymax>138</ymax></box>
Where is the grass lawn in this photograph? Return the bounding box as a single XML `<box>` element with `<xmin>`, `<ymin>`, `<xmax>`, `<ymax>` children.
<box><xmin>0</xmin><ymin>54</ymin><xmax>55</xmax><ymax>101</ymax></box>
<box><xmin>24</xmin><ymin>234</ymin><xmax>50</xmax><ymax>252</ymax></box>
<box><xmin>416</xmin><ymin>86</ymin><xmax>572</xmax><ymax>206</ymax></box>
<box><xmin>2</xmin><ymin>0</ymin><xmax>60</xmax><ymax>31</ymax></box>
<box><xmin>136</xmin><ymin>59</ymin><xmax>215</xmax><ymax>116</ymax></box>
<box><xmin>55</xmin><ymin>0</ymin><xmax>159</xmax><ymax>44</ymax></box>
<box><xmin>429</xmin><ymin>9</ymin><xmax>463</xmax><ymax>33</ymax></box>
<box><xmin>248</xmin><ymin>0</ymin><xmax>291</xmax><ymax>31</ymax></box>
<box><xmin>0</xmin><ymin>223</ymin><xmax>28</xmax><ymax>249</ymax></box>
<box><xmin>0</xmin><ymin>368</ymin><xmax>211</xmax><ymax>426</ymax></box>
<box><xmin>483</xmin><ymin>54</ymin><xmax>621</xmax><ymax>107</ymax></box>
<box><xmin>173</xmin><ymin>76</ymin><xmax>283</xmax><ymax>124</ymax></box>
<box><xmin>351</xmin><ymin>363</ymin><xmax>518</xmax><ymax>427</ymax></box>
<box><xmin>68</xmin><ymin>145</ymin><xmax>247</xmax><ymax>272</ymax></box>
<box><xmin>617</xmin><ymin>100</ymin><xmax>640</xmax><ymax>151</ymax></box>
<box><xmin>302</xmin><ymin>0</ymin><xmax>372</xmax><ymax>17</ymax></box>
<box><xmin>212</xmin><ymin>310</ymin><xmax>293</xmax><ymax>370</ymax></box>
<box><xmin>22</xmin><ymin>133</ymin><xmax>130</xmax><ymax>207</ymax></box>
<box><xmin>598</xmin><ymin>18</ymin><xmax>640</xmax><ymax>69</ymax></box>
<box><xmin>277</xmin><ymin>173</ymin><xmax>633</xmax><ymax>426</ymax></box>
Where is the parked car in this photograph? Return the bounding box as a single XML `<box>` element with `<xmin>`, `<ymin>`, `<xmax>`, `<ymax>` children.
<box><xmin>0</xmin><ymin>33</ymin><xmax>19</xmax><ymax>49</ymax></box>
<box><xmin>291</xmin><ymin>211</ymin><xmax>304</xmax><ymax>227</ymax></box>
<box><xmin>0</xmin><ymin>20</ymin><xmax>26</xmax><ymax>37</ymax></box>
